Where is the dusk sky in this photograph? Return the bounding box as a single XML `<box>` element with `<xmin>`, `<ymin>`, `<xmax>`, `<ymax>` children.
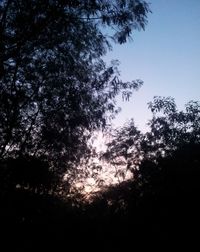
<box><xmin>106</xmin><ymin>0</ymin><xmax>200</xmax><ymax>132</ymax></box>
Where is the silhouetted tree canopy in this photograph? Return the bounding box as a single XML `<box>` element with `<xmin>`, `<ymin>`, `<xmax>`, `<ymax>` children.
<box><xmin>92</xmin><ymin>97</ymin><xmax>200</xmax><ymax>248</ymax></box>
<box><xmin>104</xmin><ymin>96</ymin><xmax>200</xmax><ymax>178</ymax></box>
<box><xmin>0</xmin><ymin>155</ymin><xmax>58</xmax><ymax>196</ymax></box>
<box><xmin>0</xmin><ymin>0</ymin><xmax>150</xmax><ymax>181</ymax></box>
<box><xmin>1</xmin><ymin>3</ymin><xmax>200</xmax><ymax>249</ymax></box>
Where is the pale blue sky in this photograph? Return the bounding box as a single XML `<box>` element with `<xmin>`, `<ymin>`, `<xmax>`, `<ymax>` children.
<box><xmin>106</xmin><ymin>0</ymin><xmax>200</xmax><ymax>131</ymax></box>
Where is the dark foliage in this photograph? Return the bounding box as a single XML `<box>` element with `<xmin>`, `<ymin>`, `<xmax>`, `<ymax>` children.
<box><xmin>0</xmin><ymin>0</ymin><xmax>149</xmax><ymax>178</ymax></box>
<box><xmin>0</xmin><ymin>156</ymin><xmax>58</xmax><ymax>195</ymax></box>
<box><xmin>1</xmin><ymin>97</ymin><xmax>200</xmax><ymax>250</ymax></box>
<box><xmin>0</xmin><ymin>1</ymin><xmax>152</xmax><ymax>250</ymax></box>
<box><xmin>1</xmin><ymin>1</ymin><xmax>199</xmax><ymax>250</ymax></box>
<box><xmin>96</xmin><ymin>97</ymin><xmax>200</xmax><ymax>248</ymax></box>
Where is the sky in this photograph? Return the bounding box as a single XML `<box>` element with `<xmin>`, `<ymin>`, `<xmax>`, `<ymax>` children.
<box><xmin>105</xmin><ymin>0</ymin><xmax>200</xmax><ymax>132</ymax></box>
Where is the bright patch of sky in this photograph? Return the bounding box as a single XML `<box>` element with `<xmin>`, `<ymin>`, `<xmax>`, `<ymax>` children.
<box><xmin>81</xmin><ymin>0</ymin><xmax>200</xmax><ymax>192</ymax></box>
<box><xmin>106</xmin><ymin>0</ymin><xmax>200</xmax><ymax>132</ymax></box>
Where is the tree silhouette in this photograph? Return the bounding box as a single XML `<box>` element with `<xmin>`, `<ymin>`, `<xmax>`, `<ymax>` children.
<box><xmin>101</xmin><ymin>97</ymin><xmax>200</xmax><ymax>246</ymax></box>
<box><xmin>0</xmin><ymin>3</ymin><xmax>151</xmax><ymax>249</ymax></box>
<box><xmin>103</xmin><ymin>119</ymin><xmax>143</xmax><ymax>181</ymax></box>
<box><xmin>0</xmin><ymin>155</ymin><xmax>58</xmax><ymax>195</ymax></box>
<box><xmin>105</xmin><ymin>97</ymin><xmax>200</xmax><ymax>174</ymax></box>
<box><xmin>0</xmin><ymin>1</ymin><xmax>150</xmax><ymax>183</ymax></box>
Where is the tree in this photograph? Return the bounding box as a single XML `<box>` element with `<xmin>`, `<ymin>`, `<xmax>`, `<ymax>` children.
<box><xmin>143</xmin><ymin>96</ymin><xmax>200</xmax><ymax>158</ymax></box>
<box><xmin>101</xmin><ymin>97</ymin><xmax>200</xmax><ymax>246</ymax></box>
<box><xmin>104</xmin><ymin>96</ymin><xmax>200</xmax><ymax>178</ymax></box>
<box><xmin>103</xmin><ymin>119</ymin><xmax>143</xmax><ymax>181</ymax></box>
<box><xmin>0</xmin><ymin>0</ymin><xmax>150</xmax><ymax>183</ymax></box>
<box><xmin>0</xmin><ymin>155</ymin><xmax>56</xmax><ymax>196</ymax></box>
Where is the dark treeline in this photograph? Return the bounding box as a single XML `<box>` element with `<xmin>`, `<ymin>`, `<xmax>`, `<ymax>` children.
<box><xmin>1</xmin><ymin>98</ymin><xmax>200</xmax><ymax>250</ymax></box>
<box><xmin>0</xmin><ymin>1</ymin><xmax>200</xmax><ymax>250</ymax></box>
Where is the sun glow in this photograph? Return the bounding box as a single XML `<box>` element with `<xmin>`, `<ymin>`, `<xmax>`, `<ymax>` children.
<box><xmin>66</xmin><ymin>131</ymin><xmax>134</xmax><ymax>197</ymax></box>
